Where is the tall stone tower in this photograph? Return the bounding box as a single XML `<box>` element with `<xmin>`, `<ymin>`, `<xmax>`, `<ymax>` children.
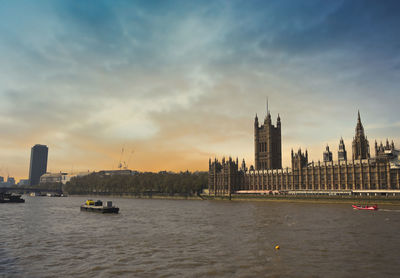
<box><xmin>323</xmin><ymin>145</ymin><xmax>333</xmax><ymax>162</ymax></box>
<box><xmin>352</xmin><ymin>111</ymin><xmax>370</xmax><ymax>160</ymax></box>
<box><xmin>338</xmin><ymin>137</ymin><xmax>347</xmax><ymax>161</ymax></box>
<box><xmin>291</xmin><ymin>148</ymin><xmax>308</xmax><ymax>169</ymax></box>
<box><xmin>375</xmin><ymin>139</ymin><xmax>395</xmax><ymax>158</ymax></box>
<box><xmin>254</xmin><ymin>107</ymin><xmax>282</xmax><ymax>170</ymax></box>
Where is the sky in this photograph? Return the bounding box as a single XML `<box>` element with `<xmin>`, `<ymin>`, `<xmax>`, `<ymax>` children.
<box><xmin>1</xmin><ymin>0</ymin><xmax>400</xmax><ymax>180</ymax></box>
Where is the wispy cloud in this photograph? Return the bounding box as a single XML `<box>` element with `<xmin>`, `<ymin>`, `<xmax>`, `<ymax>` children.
<box><xmin>1</xmin><ymin>0</ymin><xmax>400</xmax><ymax>179</ymax></box>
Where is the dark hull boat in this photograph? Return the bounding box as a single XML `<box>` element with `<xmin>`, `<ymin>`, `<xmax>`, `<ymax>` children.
<box><xmin>80</xmin><ymin>199</ymin><xmax>119</xmax><ymax>213</ymax></box>
<box><xmin>0</xmin><ymin>193</ymin><xmax>25</xmax><ymax>203</ymax></box>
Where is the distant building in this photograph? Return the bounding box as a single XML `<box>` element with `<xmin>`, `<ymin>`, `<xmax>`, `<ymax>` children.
<box><xmin>292</xmin><ymin>148</ymin><xmax>308</xmax><ymax>169</ymax></box>
<box><xmin>352</xmin><ymin>111</ymin><xmax>370</xmax><ymax>160</ymax></box>
<box><xmin>61</xmin><ymin>172</ymin><xmax>93</xmax><ymax>184</ymax></box>
<box><xmin>0</xmin><ymin>176</ymin><xmax>16</xmax><ymax>187</ymax></box>
<box><xmin>7</xmin><ymin>177</ymin><xmax>15</xmax><ymax>185</ymax></box>
<box><xmin>254</xmin><ymin>108</ymin><xmax>282</xmax><ymax>170</ymax></box>
<box><xmin>29</xmin><ymin>144</ymin><xmax>48</xmax><ymax>186</ymax></box>
<box><xmin>375</xmin><ymin>139</ymin><xmax>395</xmax><ymax>158</ymax></box>
<box><xmin>323</xmin><ymin>145</ymin><xmax>333</xmax><ymax>162</ymax></box>
<box><xmin>40</xmin><ymin>171</ymin><xmax>93</xmax><ymax>185</ymax></box>
<box><xmin>338</xmin><ymin>138</ymin><xmax>347</xmax><ymax>161</ymax></box>
<box><xmin>209</xmin><ymin>107</ymin><xmax>400</xmax><ymax>196</ymax></box>
<box><xmin>98</xmin><ymin>170</ymin><xmax>133</xmax><ymax>176</ymax></box>
<box><xmin>18</xmin><ymin>179</ymin><xmax>30</xmax><ymax>186</ymax></box>
<box><xmin>40</xmin><ymin>172</ymin><xmax>67</xmax><ymax>184</ymax></box>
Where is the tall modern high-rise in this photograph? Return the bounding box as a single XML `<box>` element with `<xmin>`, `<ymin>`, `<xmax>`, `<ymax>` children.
<box><xmin>29</xmin><ymin>144</ymin><xmax>48</xmax><ymax>186</ymax></box>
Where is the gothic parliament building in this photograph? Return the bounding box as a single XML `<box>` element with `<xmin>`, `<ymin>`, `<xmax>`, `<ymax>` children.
<box><xmin>208</xmin><ymin>108</ymin><xmax>400</xmax><ymax>196</ymax></box>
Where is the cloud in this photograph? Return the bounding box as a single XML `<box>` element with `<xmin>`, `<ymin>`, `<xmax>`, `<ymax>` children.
<box><xmin>1</xmin><ymin>0</ymin><xmax>400</xmax><ymax>179</ymax></box>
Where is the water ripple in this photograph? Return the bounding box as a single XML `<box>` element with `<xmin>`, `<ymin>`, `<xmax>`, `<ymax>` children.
<box><xmin>1</xmin><ymin>197</ymin><xmax>400</xmax><ymax>277</ymax></box>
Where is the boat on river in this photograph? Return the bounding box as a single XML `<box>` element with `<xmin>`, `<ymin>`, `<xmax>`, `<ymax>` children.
<box><xmin>80</xmin><ymin>199</ymin><xmax>119</xmax><ymax>213</ymax></box>
<box><xmin>352</xmin><ymin>204</ymin><xmax>378</xmax><ymax>210</ymax></box>
<box><xmin>0</xmin><ymin>193</ymin><xmax>25</xmax><ymax>203</ymax></box>
<box><xmin>30</xmin><ymin>192</ymin><xmax>46</xmax><ymax>197</ymax></box>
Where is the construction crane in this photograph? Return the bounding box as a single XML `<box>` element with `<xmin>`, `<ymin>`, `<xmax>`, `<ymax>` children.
<box><xmin>124</xmin><ymin>150</ymin><xmax>134</xmax><ymax>170</ymax></box>
<box><xmin>118</xmin><ymin>147</ymin><xmax>124</xmax><ymax>170</ymax></box>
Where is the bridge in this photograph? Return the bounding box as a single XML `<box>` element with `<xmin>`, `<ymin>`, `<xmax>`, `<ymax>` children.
<box><xmin>0</xmin><ymin>187</ymin><xmax>63</xmax><ymax>194</ymax></box>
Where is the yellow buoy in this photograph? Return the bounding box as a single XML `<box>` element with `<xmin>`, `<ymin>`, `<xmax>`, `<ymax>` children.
<box><xmin>275</xmin><ymin>245</ymin><xmax>280</xmax><ymax>250</ymax></box>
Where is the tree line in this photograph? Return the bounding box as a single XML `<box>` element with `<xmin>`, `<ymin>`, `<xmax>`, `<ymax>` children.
<box><xmin>63</xmin><ymin>171</ymin><xmax>208</xmax><ymax>196</ymax></box>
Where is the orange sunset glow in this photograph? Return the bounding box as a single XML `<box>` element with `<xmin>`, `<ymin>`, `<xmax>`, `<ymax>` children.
<box><xmin>1</xmin><ymin>1</ymin><xmax>400</xmax><ymax>182</ymax></box>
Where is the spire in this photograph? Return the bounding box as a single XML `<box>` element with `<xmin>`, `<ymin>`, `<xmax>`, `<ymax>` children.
<box><xmin>338</xmin><ymin>137</ymin><xmax>347</xmax><ymax>161</ymax></box>
<box><xmin>276</xmin><ymin>113</ymin><xmax>281</xmax><ymax>127</ymax></box>
<box><xmin>265</xmin><ymin>109</ymin><xmax>271</xmax><ymax>124</ymax></box>
<box><xmin>324</xmin><ymin>145</ymin><xmax>333</xmax><ymax>162</ymax></box>
<box><xmin>353</xmin><ymin>110</ymin><xmax>370</xmax><ymax>160</ymax></box>
<box><xmin>355</xmin><ymin>110</ymin><xmax>365</xmax><ymax>137</ymax></box>
<box><xmin>241</xmin><ymin>159</ymin><xmax>246</xmax><ymax>172</ymax></box>
<box><xmin>265</xmin><ymin>96</ymin><xmax>271</xmax><ymax>121</ymax></box>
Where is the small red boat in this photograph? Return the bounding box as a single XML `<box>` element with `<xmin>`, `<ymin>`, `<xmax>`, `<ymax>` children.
<box><xmin>352</xmin><ymin>204</ymin><xmax>378</xmax><ymax>210</ymax></box>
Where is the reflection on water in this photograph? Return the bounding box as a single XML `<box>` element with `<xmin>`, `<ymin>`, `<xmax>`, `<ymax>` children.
<box><xmin>1</xmin><ymin>196</ymin><xmax>400</xmax><ymax>277</ymax></box>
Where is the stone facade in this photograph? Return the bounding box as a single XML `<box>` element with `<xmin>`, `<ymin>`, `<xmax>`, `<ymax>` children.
<box><xmin>338</xmin><ymin>137</ymin><xmax>347</xmax><ymax>161</ymax></box>
<box><xmin>323</xmin><ymin>145</ymin><xmax>333</xmax><ymax>162</ymax></box>
<box><xmin>375</xmin><ymin>139</ymin><xmax>395</xmax><ymax>158</ymax></box>
<box><xmin>208</xmin><ymin>110</ymin><xmax>400</xmax><ymax>195</ymax></box>
<box><xmin>254</xmin><ymin>110</ymin><xmax>281</xmax><ymax>170</ymax></box>
<box><xmin>352</xmin><ymin>111</ymin><xmax>370</xmax><ymax>160</ymax></box>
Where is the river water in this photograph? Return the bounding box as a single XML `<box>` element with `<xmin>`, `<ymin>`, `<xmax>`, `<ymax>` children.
<box><xmin>1</xmin><ymin>196</ymin><xmax>400</xmax><ymax>277</ymax></box>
